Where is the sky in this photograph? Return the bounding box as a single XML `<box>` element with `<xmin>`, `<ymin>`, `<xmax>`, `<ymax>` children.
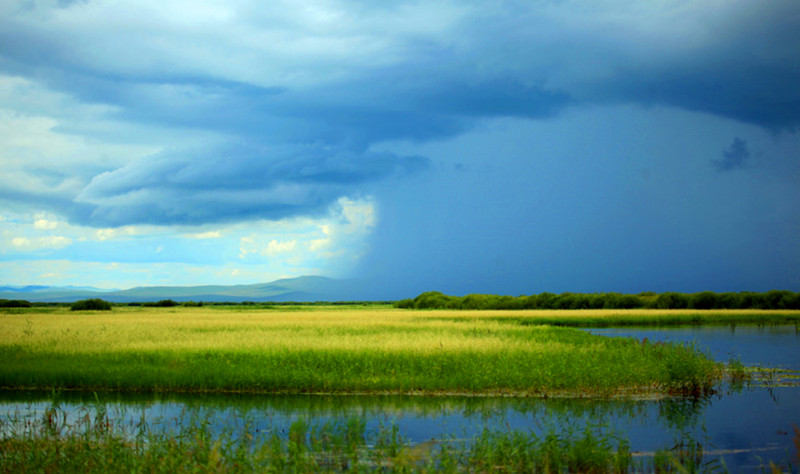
<box><xmin>1</xmin><ymin>0</ymin><xmax>799</xmax><ymax>297</ymax></box>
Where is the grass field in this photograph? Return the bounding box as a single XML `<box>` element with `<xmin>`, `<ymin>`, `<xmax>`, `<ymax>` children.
<box><xmin>3</xmin><ymin>306</ymin><xmax>791</xmax><ymax>397</ymax></box>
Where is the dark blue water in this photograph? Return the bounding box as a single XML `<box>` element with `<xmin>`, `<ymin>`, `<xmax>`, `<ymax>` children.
<box><xmin>587</xmin><ymin>324</ymin><xmax>800</xmax><ymax>470</ymax></box>
<box><xmin>1</xmin><ymin>325</ymin><xmax>798</xmax><ymax>471</ymax></box>
<box><xmin>587</xmin><ymin>324</ymin><xmax>800</xmax><ymax>370</ymax></box>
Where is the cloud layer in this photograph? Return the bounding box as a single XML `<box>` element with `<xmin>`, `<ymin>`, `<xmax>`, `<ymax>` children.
<box><xmin>3</xmin><ymin>1</ymin><xmax>800</xmax><ymax>228</ymax></box>
<box><xmin>1</xmin><ymin>0</ymin><xmax>799</xmax><ymax>291</ymax></box>
<box><xmin>71</xmin><ymin>144</ymin><xmax>424</xmax><ymax>226</ymax></box>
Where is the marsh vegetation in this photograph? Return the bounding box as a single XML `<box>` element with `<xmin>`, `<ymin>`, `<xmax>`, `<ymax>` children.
<box><xmin>0</xmin><ymin>306</ymin><xmax>732</xmax><ymax>397</ymax></box>
<box><xmin>3</xmin><ymin>305</ymin><xmax>799</xmax><ymax>471</ymax></box>
<box><xmin>2</xmin><ymin>399</ymin><xmax>754</xmax><ymax>473</ymax></box>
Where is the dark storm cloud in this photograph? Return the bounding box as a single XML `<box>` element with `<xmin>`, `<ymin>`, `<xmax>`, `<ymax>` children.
<box><xmin>575</xmin><ymin>1</ymin><xmax>800</xmax><ymax>131</ymax></box>
<box><xmin>1</xmin><ymin>0</ymin><xmax>799</xmax><ymax>228</ymax></box>
<box><xmin>71</xmin><ymin>145</ymin><xmax>428</xmax><ymax>226</ymax></box>
<box><xmin>422</xmin><ymin>78</ymin><xmax>571</xmax><ymax>119</ymax></box>
<box><xmin>4</xmin><ymin>1</ymin><xmax>797</xmax><ymax>134</ymax></box>
<box><xmin>604</xmin><ymin>63</ymin><xmax>800</xmax><ymax>131</ymax></box>
<box><xmin>713</xmin><ymin>138</ymin><xmax>750</xmax><ymax>171</ymax></box>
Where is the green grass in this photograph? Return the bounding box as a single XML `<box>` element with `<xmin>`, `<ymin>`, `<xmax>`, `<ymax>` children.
<box><xmin>0</xmin><ymin>307</ymin><xmax>735</xmax><ymax>396</ymax></box>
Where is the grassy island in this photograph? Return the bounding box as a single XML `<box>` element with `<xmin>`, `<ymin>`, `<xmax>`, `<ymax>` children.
<box><xmin>3</xmin><ymin>306</ymin><xmax>778</xmax><ymax>397</ymax></box>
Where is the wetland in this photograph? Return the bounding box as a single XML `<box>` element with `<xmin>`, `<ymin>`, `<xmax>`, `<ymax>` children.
<box><xmin>1</xmin><ymin>307</ymin><xmax>799</xmax><ymax>471</ymax></box>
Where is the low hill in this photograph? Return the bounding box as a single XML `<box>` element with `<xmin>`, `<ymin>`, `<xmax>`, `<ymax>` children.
<box><xmin>0</xmin><ymin>276</ymin><xmax>374</xmax><ymax>303</ymax></box>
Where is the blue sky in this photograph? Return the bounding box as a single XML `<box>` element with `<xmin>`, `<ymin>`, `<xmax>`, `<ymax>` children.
<box><xmin>1</xmin><ymin>0</ymin><xmax>798</xmax><ymax>297</ymax></box>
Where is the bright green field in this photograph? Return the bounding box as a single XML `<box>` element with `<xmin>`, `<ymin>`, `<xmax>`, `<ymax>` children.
<box><xmin>1</xmin><ymin>306</ymin><xmax>784</xmax><ymax>396</ymax></box>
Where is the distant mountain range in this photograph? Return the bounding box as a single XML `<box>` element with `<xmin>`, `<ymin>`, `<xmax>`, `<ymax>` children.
<box><xmin>0</xmin><ymin>276</ymin><xmax>387</xmax><ymax>303</ymax></box>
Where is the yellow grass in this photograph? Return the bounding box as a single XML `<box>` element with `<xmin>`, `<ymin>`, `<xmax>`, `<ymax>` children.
<box><xmin>3</xmin><ymin>306</ymin><xmax>797</xmax><ymax>353</ymax></box>
<box><xmin>2</xmin><ymin>306</ymin><xmax>779</xmax><ymax>395</ymax></box>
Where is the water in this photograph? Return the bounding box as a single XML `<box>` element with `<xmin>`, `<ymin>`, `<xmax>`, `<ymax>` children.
<box><xmin>1</xmin><ymin>325</ymin><xmax>798</xmax><ymax>471</ymax></box>
<box><xmin>587</xmin><ymin>324</ymin><xmax>800</xmax><ymax>370</ymax></box>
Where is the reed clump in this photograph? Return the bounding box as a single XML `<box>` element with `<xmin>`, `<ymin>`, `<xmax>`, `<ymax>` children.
<box><xmin>7</xmin><ymin>403</ymin><xmax>781</xmax><ymax>473</ymax></box>
<box><xmin>0</xmin><ymin>405</ymin><xmax>638</xmax><ymax>473</ymax></box>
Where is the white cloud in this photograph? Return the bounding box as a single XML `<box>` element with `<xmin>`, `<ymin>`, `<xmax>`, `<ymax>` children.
<box><xmin>186</xmin><ymin>230</ymin><xmax>222</xmax><ymax>239</ymax></box>
<box><xmin>229</xmin><ymin>196</ymin><xmax>377</xmax><ymax>277</ymax></box>
<box><xmin>10</xmin><ymin>235</ymin><xmax>72</xmax><ymax>250</ymax></box>
<box><xmin>338</xmin><ymin>197</ymin><xmax>377</xmax><ymax>232</ymax></box>
<box><xmin>0</xmin><ymin>197</ymin><xmax>378</xmax><ymax>285</ymax></box>
<box><xmin>6</xmin><ymin>1</ymin><xmax>468</xmax><ymax>89</ymax></box>
<box><xmin>94</xmin><ymin>226</ymin><xmax>146</xmax><ymax>241</ymax></box>
<box><xmin>239</xmin><ymin>236</ymin><xmax>256</xmax><ymax>259</ymax></box>
<box><xmin>11</xmin><ymin>237</ymin><xmax>30</xmax><ymax>247</ymax></box>
<box><xmin>96</xmin><ymin>228</ymin><xmax>116</xmax><ymax>241</ymax></box>
<box><xmin>33</xmin><ymin>218</ymin><xmax>58</xmax><ymax>230</ymax></box>
<box><xmin>0</xmin><ymin>76</ymin><xmax>160</xmax><ymax>203</ymax></box>
<box><xmin>304</xmin><ymin>197</ymin><xmax>377</xmax><ymax>262</ymax></box>
<box><xmin>263</xmin><ymin>239</ymin><xmax>297</xmax><ymax>256</ymax></box>
<box><xmin>308</xmin><ymin>225</ymin><xmax>331</xmax><ymax>252</ymax></box>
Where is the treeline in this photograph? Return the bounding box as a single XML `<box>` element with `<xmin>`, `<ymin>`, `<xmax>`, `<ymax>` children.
<box><xmin>395</xmin><ymin>290</ymin><xmax>800</xmax><ymax>310</ymax></box>
<box><xmin>68</xmin><ymin>299</ymin><xmax>393</xmax><ymax>309</ymax></box>
<box><xmin>124</xmin><ymin>300</ymin><xmax>391</xmax><ymax>307</ymax></box>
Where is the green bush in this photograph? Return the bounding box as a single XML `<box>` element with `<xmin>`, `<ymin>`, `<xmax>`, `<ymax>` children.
<box><xmin>652</xmin><ymin>292</ymin><xmax>689</xmax><ymax>309</ymax></box>
<box><xmin>0</xmin><ymin>299</ymin><xmax>32</xmax><ymax>308</ymax></box>
<box><xmin>70</xmin><ymin>299</ymin><xmax>112</xmax><ymax>311</ymax></box>
<box><xmin>534</xmin><ymin>292</ymin><xmax>558</xmax><ymax>309</ymax></box>
<box><xmin>412</xmin><ymin>291</ymin><xmax>453</xmax><ymax>309</ymax></box>
<box><xmin>716</xmin><ymin>292</ymin><xmax>743</xmax><ymax>309</ymax></box>
<box><xmin>689</xmin><ymin>291</ymin><xmax>718</xmax><ymax>309</ymax></box>
<box><xmin>393</xmin><ymin>298</ymin><xmax>414</xmax><ymax>308</ymax></box>
<box><xmin>462</xmin><ymin>294</ymin><xmax>491</xmax><ymax>309</ymax></box>
<box><xmin>143</xmin><ymin>299</ymin><xmax>178</xmax><ymax>307</ymax></box>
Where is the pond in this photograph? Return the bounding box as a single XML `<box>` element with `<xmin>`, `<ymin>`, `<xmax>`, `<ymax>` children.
<box><xmin>2</xmin><ymin>324</ymin><xmax>798</xmax><ymax>471</ymax></box>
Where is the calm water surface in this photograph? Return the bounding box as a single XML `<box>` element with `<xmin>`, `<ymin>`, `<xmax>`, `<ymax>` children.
<box><xmin>1</xmin><ymin>325</ymin><xmax>798</xmax><ymax>471</ymax></box>
<box><xmin>587</xmin><ymin>324</ymin><xmax>800</xmax><ymax>370</ymax></box>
